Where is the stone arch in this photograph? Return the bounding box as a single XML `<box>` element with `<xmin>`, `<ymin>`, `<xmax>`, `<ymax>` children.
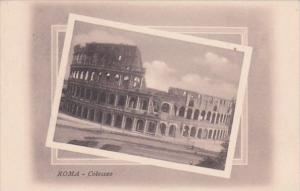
<box><xmin>216</xmin><ymin>113</ymin><xmax>220</xmax><ymax>124</ymax></box>
<box><xmin>179</xmin><ymin>106</ymin><xmax>185</xmax><ymax>117</ymax></box>
<box><xmin>206</xmin><ymin>111</ymin><xmax>211</xmax><ymax>121</ymax></box>
<box><xmin>161</xmin><ymin>103</ymin><xmax>171</xmax><ymax>113</ymax></box>
<box><xmin>211</xmin><ymin>113</ymin><xmax>216</xmax><ymax>124</ymax></box>
<box><xmin>96</xmin><ymin>110</ymin><xmax>102</xmax><ymax>123</ymax></box>
<box><xmin>105</xmin><ymin>113</ymin><xmax>112</xmax><ymax>126</ymax></box>
<box><xmin>114</xmin><ymin>114</ymin><xmax>123</xmax><ymax>128</ymax></box>
<box><xmin>90</xmin><ymin>72</ymin><xmax>95</xmax><ymax>81</ymax></box>
<box><xmin>190</xmin><ymin>127</ymin><xmax>196</xmax><ymax>137</ymax></box>
<box><xmin>159</xmin><ymin>123</ymin><xmax>167</xmax><ymax>136</ymax></box>
<box><xmin>82</xmin><ymin>107</ymin><xmax>88</xmax><ymax>119</ymax></box>
<box><xmin>202</xmin><ymin>129</ymin><xmax>208</xmax><ymax>139</ymax></box>
<box><xmin>217</xmin><ymin>130</ymin><xmax>221</xmax><ymax>140</ymax></box>
<box><xmin>80</xmin><ymin>71</ymin><xmax>84</xmax><ymax>79</ymax></box>
<box><xmin>147</xmin><ymin>121</ymin><xmax>156</xmax><ymax>134</ymax></box>
<box><xmin>88</xmin><ymin>108</ymin><xmax>94</xmax><ymax>121</ymax></box>
<box><xmin>213</xmin><ymin>129</ymin><xmax>217</xmax><ymax>139</ymax></box>
<box><xmin>129</xmin><ymin>97</ymin><xmax>137</xmax><ymax>108</ymax></box>
<box><xmin>213</xmin><ymin>105</ymin><xmax>218</xmax><ymax>111</ymax></box>
<box><xmin>197</xmin><ymin>128</ymin><xmax>202</xmax><ymax>139</ymax></box>
<box><xmin>188</xmin><ymin>100</ymin><xmax>194</xmax><ymax>107</ymax></box>
<box><xmin>85</xmin><ymin>71</ymin><xmax>89</xmax><ymax>81</ymax></box>
<box><xmin>201</xmin><ymin>110</ymin><xmax>206</xmax><ymax>120</ymax></box>
<box><xmin>169</xmin><ymin>125</ymin><xmax>176</xmax><ymax>137</ymax></box>
<box><xmin>136</xmin><ymin>119</ymin><xmax>144</xmax><ymax>132</ymax></box>
<box><xmin>125</xmin><ymin>117</ymin><xmax>133</xmax><ymax>130</ymax></box>
<box><xmin>208</xmin><ymin>129</ymin><xmax>213</xmax><ymax>139</ymax></box>
<box><xmin>108</xmin><ymin>94</ymin><xmax>116</xmax><ymax>105</ymax></box>
<box><xmin>193</xmin><ymin>109</ymin><xmax>200</xmax><ymax>120</ymax></box>
<box><xmin>186</xmin><ymin>108</ymin><xmax>193</xmax><ymax>119</ymax></box>
<box><xmin>98</xmin><ymin>91</ymin><xmax>106</xmax><ymax>104</ymax></box>
<box><xmin>183</xmin><ymin>125</ymin><xmax>190</xmax><ymax>137</ymax></box>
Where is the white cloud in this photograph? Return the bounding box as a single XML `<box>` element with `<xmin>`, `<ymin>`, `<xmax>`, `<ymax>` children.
<box><xmin>193</xmin><ymin>52</ymin><xmax>241</xmax><ymax>85</ymax></box>
<box><xmin>144</xmin><ymin>60</ymin><xmax>178</xmax><ymax>91</ymax></box>
<box><xmin>144</xmin><ymin>60</ymin><xmax>237</xmax><ymax>99</ymax></box>
<box><xmin>72</xmin><ymin>30</ymin><xmax>135</xmax><ymax>46</ymax></box>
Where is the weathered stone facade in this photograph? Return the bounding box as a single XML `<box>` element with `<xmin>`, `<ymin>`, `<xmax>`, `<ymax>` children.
<box><xmin>60</xmin><ymin>43</ymin><xmax>235</xmax><ymax>146</ymax></box>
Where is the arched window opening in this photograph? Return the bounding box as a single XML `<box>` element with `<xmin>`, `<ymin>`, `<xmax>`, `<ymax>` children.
<box><xmin>179</xmin><ymin>106</ymin><xmax>185</xmax><ymax>117</ymax></box>
<box><xmin>161</xmin><ymin>103</ymin><xmax>170</xmax><ymax>113</ymax></box>
<box><xmin>211</xmin><ymin>113</ymin><xmax>216</xmax><ymax>124</ymax></box>
<box><xmin>208</xmin><ymin>129</ymin><xmax>213</xmax><ymax>139</ymax></box>
<box><xmin>108</xmin><ymin>94</ymin><xmax>116</xmax><ymax>105</ymax></box>
<box><xmin>136</xmin><ymin>120</ymin><xmax>144</xmax><ymax>132</ymax></box>
<box><xmin>128</xmin><ymin>97</ymin><xmax>137</xmax><ymax>108</ymax></box>
<box><xmin>193</xmin><ymin>109</ymin><xmax>200</xmax><ymax>120</ymax></box>
<box><xmin>197</xmin><ymin>128</ymin><xmax>202</xmax><ymax>139</ymax></box>
<box><xmin>98</xmin><ymin>92</ymin><xmax>106</xmax><ymax>104</ymax></box>
<box><xmin>159</xmin><ymin>123</ymin><xmax>167</xmax><ymax>136</ymax></box>
<box><xmin>169</xmin><ymin>125</ymin><xmax>176</xmax><ymax>137</ymax></box>
<box><xmin>213</xmin><ymin>105</ymin><xmax>218</xmax><ymax>111</ymax></box>
<box><xmin>147</xmin><ymin>121</ymin><xmax>156</xmax><ymax>134</ymax></box>
<box><xmin>122</xmin><ymin>75</ymin><xmax>130</xmax><ymax>87</ymax></box>
<box><xmin>152</xmin><ymin>101</ymin><xmax>160</xmax><ymax>112</ymax></box>
<box><xmin>188</xmin><ymin>100</ymin><xmax>194</xmax><ymax>107</ymax></box>
<box><xmin>80</xmin><ymin>71</ymin><xmax>84</xmax><ymax>79</ymax></box>
<box><xmin>141</xmin><ymin>99</ymin><xmax>148</xmax><ymax>110</ymax></box>
<box><xmin>85</xmin><ymin>89</ymin><xmax>91</xmax><ymax>100</ymax></box>
<box><xmin>203</xmin><ymin>129</ymin><xmax>208</xmax><ymax>139</ymax></box>
<box><xmin>82</xmin><ymin>107</ymin><xmax>88</xmax><ymax>119</ymax></box>
<box><xmin>76</xmin><ymin>106</ymin><xmax>82</xmax><ymax>117</ymax></box>
<box><xmin>213</xmin><ymin>130</ymin><xmax>217</xmax><ymax>139</ymax></box>
<box><xmin>114</xmin><ymin>114</ymin><xmax>123</xmax><ymax>128</ymax></box>
<box><xmin>105</xmin><ymin>113</ymin><xmax>112</xmax><ymax>126</ymax></box>
<box><xmin>85</xmin><ymin>71</ymin><xmax>89</xmax><ymax>81</ymax></box>
<box><xmin>106</xmin><ymin>72</ymin><xmax>111</xmax><ymax>80</ymax></box>
<box><xmin>96</xmin><ymin>110</ymin><xmax>103</xmax><ymax>123</ymax></box>
<box><xmin>80</xmin><ymin>87</ymin><xmax>85</xmax><ymax>98</ymax></box>
<box><xmin>125</xmin><ymin>117</ymin><xmax>133</xmax><ymax>130</ymax></box>
<box><xmin>190</xmin><ymin>127</ymin><xmax>196</xmax><ymax>137</ymax></box>
<box><xmin>88</xmin><ymin>109</ymin><xmax>94</xmax><ymax>121</ymax></box>
<box><xmin>200</xmin><ymin>110</ymin><xmax>206</xmax><ymax>120</ymax></box>
<box><xmin>220</xmin><ymin>114</ymin><xmax>224</xmax><ymax>123</ymax></box>
<box><xmin>117</xmin><ymin>95</ymin><xmax>126</xmax><ymax>107</ymax></box>
<box><xmin>98</xmin><ymin>72</ymin><xmax>102</xmax><ymax>81</ymax></box>
<box><xmin>216</xmin><ymin>113</ymin><xmax>220</xmax><ymax>124</ymax></box>
<box><xmin>114</xmin><ymin>74</ymin><xmax>120</xmax><ymax>81</ymax></box>
<box><xmin>174</xmin><ymin>105</ymin><xmax>178</xmax><ymax>115</ymax></box>
<box><xmin>90</xmin><ymin>72</ymin><xmax>95</xmax><ymax>81</ymax></box>
<box><xmin>186</xmin><ymin>108</ymin><xmax>193</xmax><ymax>119</ymax></box>
<box><xmin>182</xmin><ymin>126</ymin><xmax>189</xmax><ymax>137</ymax></box>
<box><xmin>133</xmin><ymin>76</ymin><xmax>140</xmax><ymax>88</ymax></box>
<box><xmin>216</xmin><ymin>130</ymin><xmax>221</xmax><ymax>140</ymax></box>
<box><xmin>206</xmin><ymin>111</ymin><xmax>211</xmax><ymax>121</ymax></box>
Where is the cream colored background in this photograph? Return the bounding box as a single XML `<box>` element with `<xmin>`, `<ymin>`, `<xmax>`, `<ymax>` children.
<box><xmin>1</xmin><ymin>1</ymin><xmax>299</xmax><ymax>191</ymax></box>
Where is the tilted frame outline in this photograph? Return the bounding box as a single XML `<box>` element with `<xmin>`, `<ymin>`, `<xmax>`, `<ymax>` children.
<box><xmin>46</xmin><ymin>14</ymin><xmax>252</xmax><ymax>178</ymax></box>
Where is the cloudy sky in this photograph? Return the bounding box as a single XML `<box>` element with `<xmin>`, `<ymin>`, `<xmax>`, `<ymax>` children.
<box><xmin>68</xmin><ymin>21</ymin><xmax>244</xmax><ymax>99</ymax></box>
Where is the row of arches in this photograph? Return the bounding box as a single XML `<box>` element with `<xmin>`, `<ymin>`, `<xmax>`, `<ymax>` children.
<box><xmin>62</xmin><ymin>100</ymin><xmax>158</xmax><ymax>135</ymax></box>
<box><xmin>69</xmin><ymin>69</ymin><xmax>142</xmax><ymax>88</ymax></box>
<box><xmin>180</xmin><ymin>125</ymin><xmax>228</xmax><ymax>140</ymax></box>
<box><xmin>66</xmin><ymin>83</ymin><xmax>232</xmax><ymax>127</ymax></box>
<box><xmin>160</xmin><ymin>102</ymin><xmax>231</xmax><ymax>126</ymax></box>
<box><xmin>60</xmin><ymin>99</ymin><xmax>228</xmax><ymax>140</ymax></box>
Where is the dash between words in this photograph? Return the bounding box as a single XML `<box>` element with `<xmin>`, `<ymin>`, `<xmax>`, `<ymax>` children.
<box><xmin>57</xmin><ymin>170</ymin><xmax>113</xmax><ymax>177</ymax></box>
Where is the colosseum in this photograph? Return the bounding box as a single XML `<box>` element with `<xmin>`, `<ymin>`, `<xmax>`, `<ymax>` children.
<box><xmin>59</xmin><ymin>42</ymin><xmax>235</xmax><ymax>150</ymax></box>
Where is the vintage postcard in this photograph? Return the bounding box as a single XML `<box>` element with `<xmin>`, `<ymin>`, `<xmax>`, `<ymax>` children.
<box><xmin>46</xmin><ymin>13</ymin><xmax>252</xmax><ymax>178</ymax></box>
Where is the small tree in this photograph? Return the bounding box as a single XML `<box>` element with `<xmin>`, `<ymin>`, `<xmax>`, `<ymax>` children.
<box><xmin>195</xmin><ymin>141</ymin><xmax>229</xmax><ymax>170</ymax></box>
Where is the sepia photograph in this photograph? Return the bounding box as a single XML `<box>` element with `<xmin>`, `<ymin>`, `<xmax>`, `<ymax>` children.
<box><xmin>46</xmin><ymin>13</ymin><xmax>252</xmax><ymax>178</ymax></box>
